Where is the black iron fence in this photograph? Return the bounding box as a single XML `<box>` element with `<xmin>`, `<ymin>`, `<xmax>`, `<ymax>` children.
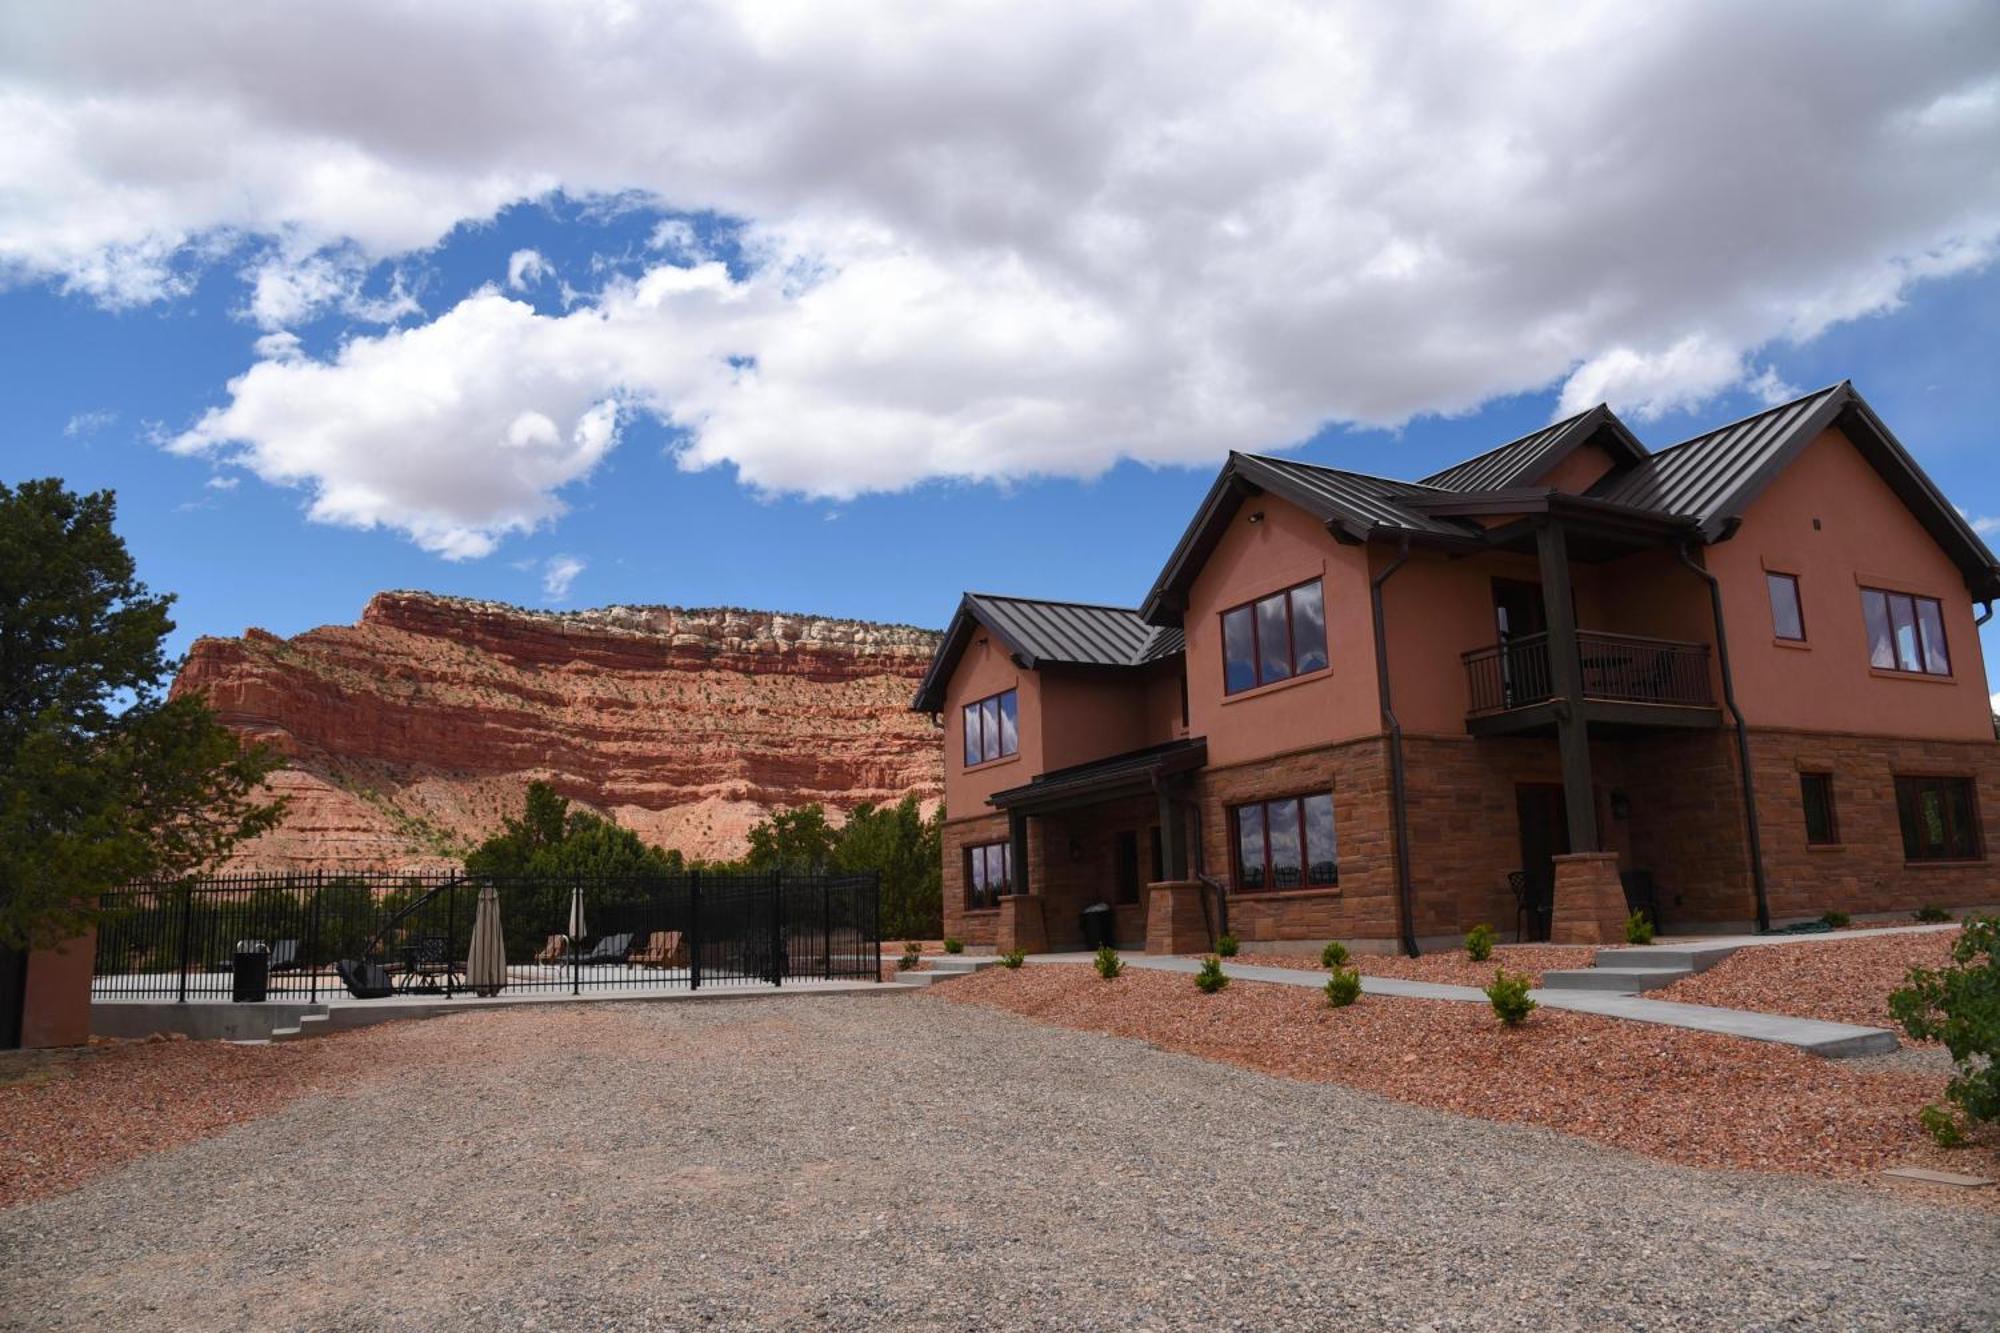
<box><xmin>92</xmin><ymin>870</ymin><xmax>882</xmax><ymax>1002</ymax></box>
<box><xmin>1463</xmin><ymin>630</ymin><xmax>1714</xmax><ymax>715</ymax></box>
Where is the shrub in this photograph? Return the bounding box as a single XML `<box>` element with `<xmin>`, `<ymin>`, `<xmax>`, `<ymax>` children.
<box><xmin>1194</xmin><ymin>955</ymin><xmax>1229</xmax><ymax>994</ymax></box>
<box><xmin>1216</xmin><ymin>932</ymin><xmax>1240</xmax><ymax>957</ymax></box>
<box><xmin>942</xmin><ymin>937</ymin><xmax>964</xmax><ymax>954</ymax></box>
<box><xmin>1889</xmin><ymin>914</ymin><xmax>1999</xmax><ymax>1130</ymax></box>
<box><xmin>998</xmin><ymin>948</ymin><xmax>1026</xmax><ymax>969</ymax></box>
<box><xmin>1821</xmin><ymin>911</ymin><xmax>1851</xmax><ymax>929</ymax></box>
<box><xmin>1919</xmin><ymin>1103</ymin><xmax>1967</xmax><ymax>1149</ymax></box>
<box><xmin>1624</xmin><ymin>910</ymin><xmax>1655</xmax><ymax>946</ymax></box>
<box><xmin>897</xmin><ymin>941</ymin><xmax>922</xmax><ymax>971</ymax></box>
<box><xmin>1464</xmin><ymin>923</ymin><xmax>1495</xmax><ymax>962</ymax></box>
<box><xmin>1486</xmin><ymin>968</ymin><xmax>1537</xmax><ymax>1026</ymax></box>
<box><xmin>1324</xmin><ymin>967</ymin><xmax>1361</xmax><ymax>1008</ymax></box>
<box><xmin>1914</xmin><ymin>904</ymin><xmax>1952</xmax><ymax>924</ymax></box>
<box><xmin>1320</xmin><ymin>939</ymin><xmax>1350</xmax><ymax>969</ymax></box>
<box><xmin>1094</xmin><ymin>946</ymin><xmax>1124</xmax><ymax>980</ymax></box>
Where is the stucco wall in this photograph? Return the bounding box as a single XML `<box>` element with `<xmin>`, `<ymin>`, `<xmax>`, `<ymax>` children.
<box><xmin>938</xmin><ymin>633</ymin><xmax>1038</xmax><ymax>816</ymax></box>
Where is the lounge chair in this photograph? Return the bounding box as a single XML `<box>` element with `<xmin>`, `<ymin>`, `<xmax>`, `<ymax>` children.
<box><xmin>534</xmin><ymin>934</ymin><xmax>569</xmax><ymax>965</ymax></box>
<box><xmin>335</xmin><ymin>958</ymin><xmax>395</xmax><ymax>999</ymax></box>
<box><xmin>267</xmin><ymin>939</ymin><xmax>302</xmax><ymax>972</ymax></box>
<box><xmin>574</xmin><ymin>931</ymin><xmax>635</xmax><ymax>965</ymax></box>
<box><xmin>630</xmin><ymin>931</ymin><xmax>686</xmax><ymax>968</ymax></box>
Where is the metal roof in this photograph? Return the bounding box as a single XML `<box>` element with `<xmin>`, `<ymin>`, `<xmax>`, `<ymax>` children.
<box><xmin>1420</xmin><ymin>404</ymin><xmax>1647</xmax><ymax>492</ymax></box>
<box><xmin>910</xmin><ymin>594</ymin><xmax>1185</xmax><ymax>712</ymax></box>
<box><xmin>1232</xmin><ymin>454</ymin><xmax>1482</xmax><ymax>541</ymax></box>
<box><xmin>989</xmin><ymin>738</ymin><xmax>1207</xmax><ymax>811</ymax></box>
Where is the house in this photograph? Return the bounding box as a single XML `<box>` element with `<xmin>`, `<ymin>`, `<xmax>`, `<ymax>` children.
<box><xmin>911</xmin><ymin>382</ymin><xmax>2000</xmax><ymax>954</ymax></box>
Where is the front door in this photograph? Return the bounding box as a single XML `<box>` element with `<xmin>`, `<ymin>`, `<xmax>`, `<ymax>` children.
<box><xmin>1514</xmin><ymin>783</ymin><xmax>1570</xmax><ymax>942</ymax></box>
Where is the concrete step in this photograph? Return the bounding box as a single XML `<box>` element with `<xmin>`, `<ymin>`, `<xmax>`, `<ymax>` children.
<box><xmin>1591</xmin><ymin>944</ymin><xmax>1740</xmax><ymax>974</ymax></box>
<box><xmin>1541</xmin><ymin>967</ymin><xmax>1690</xmax><ymax>993</ymax></box>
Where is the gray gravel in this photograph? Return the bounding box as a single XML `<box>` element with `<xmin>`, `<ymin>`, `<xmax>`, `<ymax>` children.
<box><xmin>1</xmin><ymin>992</ymin><xmax>1994</xmax><ymax>1331</ymax></box>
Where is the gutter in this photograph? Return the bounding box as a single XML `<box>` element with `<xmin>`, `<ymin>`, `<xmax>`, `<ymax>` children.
<box><xmin>1677</xmin><ymin>542</ymin><xmax>1770</xmax><ymax>932</ymax></box>
<box><xmin>1370</xmin><ymin>534</ymin><xmax>1419</xmax><ymax>957</ymax></box>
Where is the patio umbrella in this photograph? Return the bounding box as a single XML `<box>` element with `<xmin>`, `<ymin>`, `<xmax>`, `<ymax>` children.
<box><xmin>466</xmin><ymin>884</ymin><xmax>507</xmax><ymax>997</ymax></box>
<box><xmin>566</xmin><ymin>884</ymin><xmax>587</xmax><ymax>953</ymax></box>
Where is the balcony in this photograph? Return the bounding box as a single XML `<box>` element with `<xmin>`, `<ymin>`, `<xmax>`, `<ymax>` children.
<box><xmin>1462</xmin><ymin>631</ymin><xmax>1719</xmax><ymax>734</ymax></box>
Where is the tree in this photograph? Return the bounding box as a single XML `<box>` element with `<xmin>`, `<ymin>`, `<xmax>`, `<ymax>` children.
<box><xmin>834</xmin><ymin>796</ymin><xmax>942</xmax><ymax>939</ymax></box>
<box><xmin>743</xmin><ymin>803</ymin><xmax>841</xmax><ymax>875</ymax></box>
<box><xmin>0</xmin><ymin>480</ymin><xmax>283</xmax><ymax>949</ymax></box>
<box><xmin>464</xmin><ymin>781</ymin><xmax>683</xmax><ymax>879</ymax></box>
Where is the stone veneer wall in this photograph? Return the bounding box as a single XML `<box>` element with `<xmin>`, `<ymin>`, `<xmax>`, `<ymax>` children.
<box><xmin>939</xmin><ymin>810</ymin><xmax>1012</xmax><ymax>947</ymax></box>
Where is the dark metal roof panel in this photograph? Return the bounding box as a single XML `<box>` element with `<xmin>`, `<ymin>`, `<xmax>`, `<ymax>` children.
<box><xmin>1591</xmin><ymin>385</ymin><xmax>1846</xmax><ymax>522</ymax></box>
<box><xmin>990</xmin><ymin>737</ymin><xmax>1207</xmax><ymax>809</ymax></box>
<box><xmin>964</xmin><ymin>593</ymin><xmax>1181</xmax><ymax>668</ymax></box>
<box><xmin>1238</xmin><ymin>455</ymin><xmax>1481</xmax><ymax>538</ymax></box>
<box><xmin>1419</xmin><ymin>411</ymin><xmax>1594</xmax><ymax>491</ymax></box>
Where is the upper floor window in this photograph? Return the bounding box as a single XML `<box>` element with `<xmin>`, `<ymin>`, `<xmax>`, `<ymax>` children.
<box><xmin>961</xmin><ymin>688</ymin><xmax>1019</xmax><ymax>767</ymax></box>
<box><xmin>1860</xmin><ymin>588</ymin><xmax>1949</xmax><ymax>676</ymax></box>
<box><xmin>1221</xmin><ymin>579</ymin><xmax>1328</xmax><ymax>695</ymax></box>
<box><xmin>1766</xmin><ymin>572</ymin><xmax>1804</xmax><ymax>641</ymax></box>
<box><xmin>1231</xmin><ymin>791</ymin><xmax>1337</xmax><ymax>892</ymax></box>
<box><xmin>1894</xmin><ymin>775</ymin><xmax>1981</xmax><ymax>862</ymax></box>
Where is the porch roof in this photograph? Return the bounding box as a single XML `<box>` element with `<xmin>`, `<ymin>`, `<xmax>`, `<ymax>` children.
<box><xmin>989</xmin><ymin>737</ymin><xmax>1207</xmax><ymax>813</ymax></box>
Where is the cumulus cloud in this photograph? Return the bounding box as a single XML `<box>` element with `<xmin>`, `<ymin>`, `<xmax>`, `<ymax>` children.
<box><xmin>507</xmin><ymin>248</ymin><xmax>552</xmax><ymax>290</ymax></box>
<box><xmin>5</xmin><ymin>1</ymin><xmax>2000</xmax><ymax>546</ymax></box>
<box><xmin>242</xmin><ymin>249</ymin><xmax>421</xmax><ymax>330</ymax></box>
<box><xmin>541</xmin><ymin>553</ymin><xmax>585</xmax><ymax>599</ymax></box>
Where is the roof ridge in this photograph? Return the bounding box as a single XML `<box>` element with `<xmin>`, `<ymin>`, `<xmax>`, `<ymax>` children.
<box><xmin>1417</xmin><ymin>405</ymin><xmax>1599</xmax><ymax>481</ymax></box>
<box><xmin>1236</xmin><ymin>451</ymin><xmax>1458</xmax><ymax>493</ymax></box>
<box><xmin>965</xmin><ymin>591</ymin><xmax>1144</xmax><ymax>615</ymax></box>
<box><xmin>1643</xmin><ymin>381</ymin><xmax>1850</xmax><ymax>458</ymax></box>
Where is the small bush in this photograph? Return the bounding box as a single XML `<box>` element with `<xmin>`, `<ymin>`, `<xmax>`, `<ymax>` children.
<box><xmin>1919</xmin><ymin>1103</ymin><xmax>1967</xmax><ymax>1149</ymax></box>
<box><xmin>1194</xmin><ymin>955</ymin><xmax>1229</xmax><ymax>994</ymax></box>
<box><xmin>1486</xmin><ymin>968</ymin><xmax>1537</xmax><ymax>1026</ymax></box>
<box><xmin>1320</xmin><ymin>939</ymin><xmax>1350</xmax><ymax>969</ymax></box>
<box><xmin>897</xmin><ymin>942</ymin><xmax>922</xmax><ymax>971</ymax></box>
<box><xmin>1890</xmin><ymin>913</ymin><xmax>1999</xmax><ymax>1130</ymax></box>
<box><xmin>1094</xmin><ymin>946</ymin><xmax>1124</xmax><ymax>980</ymax></box>
<box><xmin>1624</xmin><ymin>910</ymin><xmax>1655</xmax><ymax>946</ymax></box>
<box><xmin>998</xmin><ymin>948</ymin><xmax>1026</xmax><ymax>969</ymax></box>
<box><xmin>1820</xmin><ymin>911</ymin><xmax>1851</xmax><ymax>929</ymax></box>
<box><xmin>1216</xmin><ymin>932</ymin><xmax>1240</xmax><ymax>957</ymax></box>
<box><xmin>1914</xmin><ymin>904</ymin><xmax>1952</xmax><ymax>924</ymax></box>
<box><xmin>1464</xmin><ymin>923</ymin><xmax>1495</xmax><ymax>962</ymax></box>
<box><xmin>942</xmin><ymin>937</ymin><xmax>965</xmax><ymax>954</ymax></box>
<box><xmin>1324</xmin><ymin>967</ymin><xmax>1361</xmax><ymax>1008</ymax></box>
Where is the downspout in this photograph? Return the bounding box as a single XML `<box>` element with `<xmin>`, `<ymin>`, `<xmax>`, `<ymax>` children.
<box><xmin>1370</xmin><ymin>534</ymin><xmax>1419</xmax><ymax>957</ymax></box>
<box><xmin>1976</xmin><ymin>600</ymin><xmax>1994</xmax><ymax>627</ymax></box>
<box><xmin>1677</xmin><ymin>542</ymin><xmax>1770</xmax><ymax>932</ymax></box>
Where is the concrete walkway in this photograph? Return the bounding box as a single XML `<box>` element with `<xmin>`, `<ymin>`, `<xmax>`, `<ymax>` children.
<box><xmin>1087</xmin><ymin>953</ymin><xmax>1900</xmax><ymax>1058</ymax></box>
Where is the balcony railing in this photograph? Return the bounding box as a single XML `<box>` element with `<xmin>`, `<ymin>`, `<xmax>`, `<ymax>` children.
<box><xmin>1463</xmin><ymin>630</ymin><xmax>1714</xmax><ymax>716</ymax></box>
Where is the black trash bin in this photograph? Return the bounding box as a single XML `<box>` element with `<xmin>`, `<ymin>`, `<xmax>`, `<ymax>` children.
<box><xmin>1080</xmin><ymin>903</ymin><xmax>1113</xmax><ymax>950</ymax></box>
<box><xmin>232</xmin><ymin>947</ymin><xmax>269</xmax><ymax>1003</ymax></box>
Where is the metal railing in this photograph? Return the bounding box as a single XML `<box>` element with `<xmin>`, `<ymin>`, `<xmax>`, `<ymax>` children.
<box><xmin>91</xmin><ymin>870</ymin><xmax>882</xmax><ymax>1002</ymax></box>
<box><xmin>1463</xmin><ymin>630</ymin><xmax>1714</xmax><ymax>715</ymax></box>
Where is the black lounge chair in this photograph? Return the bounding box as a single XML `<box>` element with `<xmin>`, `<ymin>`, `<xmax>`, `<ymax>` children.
<box><xmin>335</xmin><ymin>958</ymin><xmax>395</xmax><ymax>999</ymax></box>
<box><xmin>267</xmin><ymin>939</ymin><xmax>302</xmax><ymax>972</ymax></box>
<box><xmin>575</xmin><ymin>932</ymin><xmax>635</xmax><ymax>965</ymax></box>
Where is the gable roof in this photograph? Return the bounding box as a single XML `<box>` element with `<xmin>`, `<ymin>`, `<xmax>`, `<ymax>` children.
<box><xmin>910</xmin><ymin>593</ymin><xmax>1184</xmax><ymax>712</ymax></box>
<box><xmin>1420</xmin><ymin>404</ymin><xmax>1649</xmax><ymax>492</ymax></box>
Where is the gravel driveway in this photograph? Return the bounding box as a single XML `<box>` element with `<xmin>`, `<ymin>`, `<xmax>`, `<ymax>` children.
<box><xmin>1</xmin><ymin>993</ymin><xmax>1993</xmax><ymax>1331</ymax></box>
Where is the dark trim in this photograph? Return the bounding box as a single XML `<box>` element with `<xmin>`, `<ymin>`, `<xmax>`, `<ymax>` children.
<box><xmin>1679</xmin><ymin>543</ymin><xmax>1770</xmax><ymax>932</ymax></box>
<box><xmin>1370</xmin><ymin>535</ymin><xmax>1419</xmax><ymax>957</ymax></box>
<box><xmin>1141</xmin><ymin>467</ymin><xmax>1261</xmax><ymax>624</ymax></box>
<box><xmin>989</xmin><ymin>738</ymin><xmax>1208</xmax><ymax>813</ymax></box>
<box><xmin>1466</xmin><ymin>698</ymin><xmax>1723</xmax><ymax>736</ymax></box>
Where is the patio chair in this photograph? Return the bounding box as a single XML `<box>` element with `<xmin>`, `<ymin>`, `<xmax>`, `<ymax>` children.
<box><xmin>629</xmin><ymin>931</ymin><xmax>686</xmax><ymax>968</ymax></box>
<box><xmin>574</xmin><ymin>931</ymin><xmax>635</xmax><ymax>965</ymax></box>
<box><xmin>267</xmin><ymin>939</ymin><xmax>302</xmax><ymax>972</ymax></box>
<box><xmin>397</xmin><ymin>934</ymin><xmax>462</xmax><ymax>993</ymax></box>
<box><xmin>534</xmin><ymin>934</ymin><xmax>569</xmax><ymax>965</ymax></box>
<box><xmin>335</xmin><ymin>958</ymin><xmax>395</xmax><ymax>999</ymax></box>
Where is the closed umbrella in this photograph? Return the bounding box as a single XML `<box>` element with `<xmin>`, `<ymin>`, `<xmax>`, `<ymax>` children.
<box><xmin>567</xmin><ymin>884</ymin><xmax>587</xmax><ymax>954</ymax></box>
<box><xmin>466</xmin><ymin>884</ymin><xmax>507</xmax><ymax>997</ymax></box>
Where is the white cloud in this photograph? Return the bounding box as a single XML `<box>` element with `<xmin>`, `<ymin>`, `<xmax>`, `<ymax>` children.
<box><xmin>507</xmin><ymin>248</ymin><xmax>552</xmax><ymax>290</ymax></box>
<box><xmin>242</xmin><ymin>249</ymin><xmax>421</xmax><ymax>330</ymax></box>
<box><xmin>62</xmin><ymin>408</ymin><xmax>116</xmax><ymax>437</ymax></box>
<box><xmin>204</xmin><ymin>475</ymin><xmax>238</xmax><ymax>490</ymax></box>
<box><xmin>5</xmin><ymin>0</ymin><xmax>2000</xmax><ymax>534</ymax></box>
<box><xmin>541</xmin><ymin>553</ymin><xmax>585</xmax><ymax>599</ymax></box>
<box><xmin>1971</xmin><ymin>514</ymin><xmax>2000</xmax><ymax>537</ymax></box>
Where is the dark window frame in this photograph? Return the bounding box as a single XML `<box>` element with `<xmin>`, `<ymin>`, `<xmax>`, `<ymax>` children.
<box><xmin>1894</xmin><ymin>775</ymin><xmax>1983</xmax><ymax>862</ymax></box>
<box><xmin>1860</xmin><ymin>587</ymin><xmax>1950</xmax><ymax>676</ymax></box>
<box><xmin>1799</xmin><ymin>771</ymin><xmax>1838</xmax><ymax>846</ymax></box>
<box><xmin>964</xmin><ymin>840</ymin><xmax>1014</xmax><ymax>909</ymax></box>
<box><xmin>1220</xmin><ymin>578</ymin><xmax>1329</xmax><ymax>696</ymax></box>
<box><xmin>960</xmin><ymin>687</ymin><xmax>1020</xmax><ymax>768</ymax></box>
<box><xmin>1766</xmin><ymin>571</ymin><xmax>1805</xmax><ymax>642</ymax></box>
<box><xmin>1228</xmin><ymin>790</ymin><xmax>1338</xmax><ymax>893</ymax></box>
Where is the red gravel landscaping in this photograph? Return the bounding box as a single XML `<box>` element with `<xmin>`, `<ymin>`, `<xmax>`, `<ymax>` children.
<box><xmin>1649</xmin><ymin>929</ymin><xmax>1960</xmax><ymax>1032</ymax></box>
<box><xmin>933</xmin><ymin>963</ymin><xmax>1999</xmax><ymax>1194</ymax></box>
<box><xmin>1238</xmin><ymin>943</ymin><xmax>1593</xmax><ymax>986</ymax></box>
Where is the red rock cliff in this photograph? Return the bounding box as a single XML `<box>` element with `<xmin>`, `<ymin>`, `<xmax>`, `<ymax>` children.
<box><xmin>172</xmin><ymin>591</ymin><xmax>944</xmax><ymax>869</ymax></box>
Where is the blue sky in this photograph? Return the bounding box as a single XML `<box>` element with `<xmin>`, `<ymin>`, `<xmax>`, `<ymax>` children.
<box><xmin>1</xmin><ymin>4</ymin><xmax>1996</xmax><ymax>701</ymax></box>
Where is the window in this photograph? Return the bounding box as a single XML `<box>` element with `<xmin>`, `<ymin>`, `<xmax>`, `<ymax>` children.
<box><xmin>1766</xmin><ymin>572</ymin><xmax>1804</xmax><ymax>641</ymax></box>
<box><xmin>1895</xmin><ymin>776</ymin><xmax>1981</xmax><ymax>862</ymax></box>
<box><xmin>1113</xmin><ymin>831</ymin><xmax>1140</xmax><ymax>904</ymax></box>
<box><xmin>1799</xmin><ymin>772</ymin><xmax>1838</xmax><ymax>845</ymax></box>
<box><xmin>961</xmin><ymin>688</ymin><xmax>1019</xmax><ymax>766</ymax></box>
<box><xmin>966</xmin><ymin>841</ymin><xmax>1013</xmax><ymax>908</ymax></box>
<box><xmin>1220</xmin><ymin>579</ymin><xmax>1329</xmax><ymax>695</ymax></box>
<box><xmin>1861</xmin><ymin>588</ymin><xmax>1950</xmax><ymax>675</ymax></box>
<box><xmin>1231</xmin><ymin>791</ymin><xmax>1337</xmax><ymax>891</ymax></box>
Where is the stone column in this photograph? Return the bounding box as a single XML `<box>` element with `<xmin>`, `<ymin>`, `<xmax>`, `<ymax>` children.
<box><xmin>996</xmin><ymin>893</ymin><xmax>1048</xmax><ymax>954</ymax></box>
<box><xmin>18</xmin><ymin>929</ymin><xmax>96</xmax><ymax>1048</ymax></box>
<box><xmin>1144</xmin><ymin>881</ymin><xmax>1210</xmax><ymax>955</ymax></box>
<box><xmin>1548</xmin><ymin>852</ymin><xmax>1628</xmax><ymax>945</ymax></box>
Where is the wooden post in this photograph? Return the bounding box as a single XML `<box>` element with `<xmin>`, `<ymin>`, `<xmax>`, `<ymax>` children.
<box><xmin>1536</xmin><ymin>519</ymin><xmax>1599</xmax><ymax>853</ymax></box>
<box><xmin>1008</xmin><ymin>809</ymin><xmax>1031</xmax><ymax>896</ymax></box>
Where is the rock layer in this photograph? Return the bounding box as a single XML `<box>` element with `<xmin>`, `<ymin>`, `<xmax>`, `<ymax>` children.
<box><xmin>172</xmin><ymin>591</ymin><xmax>944</xmax><ymax>869</ymax></box>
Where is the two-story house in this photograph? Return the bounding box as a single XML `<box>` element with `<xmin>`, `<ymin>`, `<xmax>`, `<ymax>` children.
<box><xmin>912</xmin><ymin>383</ymin><xmax>2000</xmax><ymax>954</ymax></box>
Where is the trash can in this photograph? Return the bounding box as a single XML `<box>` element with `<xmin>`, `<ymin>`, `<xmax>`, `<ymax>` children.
<box><xmin>232</xmin><ymin>947</ymin><xmax>270</xmax><ymax>1003</ymax></box>
<box><xmin>1080</xmin><ymin>903</ymin><xmax>1114</xmax><ymax>950</ymax></box>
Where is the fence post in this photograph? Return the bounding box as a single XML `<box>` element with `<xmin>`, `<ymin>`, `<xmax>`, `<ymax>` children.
<box><xmin>445</xmin><ymin>876</ymin><xmax>459</xmax><ymax>1000</ymax></box>
<box><xmin>688</xmin><ymin>870</ymin><xmax>702</xmax><ymax>991</ymax></box>
<box><xmin>770</xmin><ymin>870</ymin><xmax>784</xmax><ymax>986</ymax></box>
<box><xmin>872</xmin><ymin>872</ymin><xmax>882</xmax><ymax>983</ymax></box>
<box><xmin>308</xmin><ymin>870</ymin><xmax>323</xmax><ymax>1004</ymax></box>
<box><xmin>572</xmin><ymin>880</ymin><xmax>582</xmax><ymax>998</ymax></box>
<box><xmin>822</xmin><ymin>878</ymin><xmax>831</xmax><ymax>981</ymax></box>
<box><xmin>175</xmin><ymin>882</ymin><xmax>193</xmax><ymax>1004</ymax></box>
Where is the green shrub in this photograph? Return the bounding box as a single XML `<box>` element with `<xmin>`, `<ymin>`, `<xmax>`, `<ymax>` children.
<box><xmin>1624</xmin><ymin>910</ymin><xmax>1655</xmax><ymax>946</ymax></box>
<box><xmin>1486</xmin><ymin>968</ymin><xmax>1537</xmax><ymax>1026</ymax></box>
<box><xmin>1821</xmin><ymin>911</ymin><xmax>1851</xmax><ymax>929</ymax></box>
<box><xmin>1890</xmin><ymin>914</ymin><xmax>1999</xmax><ymax>1130</ymax></box>
<box><xmin>1465</xmin><ymin>923</ymin><xmax>1495</xmax><ymax>962</ymax></box>
<box><xmin>1919</xmin><ymin>1103</ymin><xmax>1967</xmax><ymax>1149</ymax></box>
<box><xmin>942</xmin><ymin>937</ymin><xmax>964</xmax><ymax>954</ymax></box>
<box><xmin>1320</xmin><ymin>939</ymin><xmax>1350</xmax><ymax>969</ymax></box>
<box><xmin>998</xmin><ymin>948</ymin><xmax>1026</xmax><ymax>970</ymax></box>
<box><xmin>1194</xmin><ymin>956</ymin><xmax>1229</xmax><ymax>994</ymax></box>
<box><xmin>1914</xmin><ymin>904</ymin><xmax>1952</xmax><ymax>924</ymax></box>
<box><xmin>1324</xmin><ymin>967</ymin><xmax>1361</xmax><ymax>1008</ymax></box>
<box><xmin>1216</xmin><ymin>932</ymin><xmax>1240</xmax><ymax>957</ymax></box>
<box><xmin>1094</xmin><ymin>946</ymin><xmax>1124</xmax><ymax>980</ymax></box>
<box><xmin>897</xmin><ymin>941</ymin><xmax>922</xmax><ymax>972</ymax></box>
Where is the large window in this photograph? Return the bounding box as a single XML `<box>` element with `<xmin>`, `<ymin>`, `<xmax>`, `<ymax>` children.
<box><xmin>1231</xmin><ymin>791</ymin><xmax>1337</xmax><ymax>891</ymax></box>
<box><xmin>1895</xmin><ymin>776</ymin><xmax>1982</xmax><ymax>862</ymax></box>
<box><xmin>1766</xmin><ymin>572</ymin><xmax>1805</xmax><ymax>641</ymax></box>
<box><xmin>1861</xmin><ymin>588</ymin><xmax>1950</xmax><ymax>676</ymax></box>
<box><xmin>961</xmin><ymin>688</ymin><xmax>1019</xmax><ymax>767</ymax></box>
<box><xmin>966</xmin><ymin>841</ymin><xmax>1013</xmax><ymax>908</ymax></box>
<box><xmin>1799</xmin><ymin>772</ymin><xmax>1838</xmax><ymax>846</ymax></box>
<box><xmin>1221</xmin><ymin>579</ymin><xmax>1328</xmax><ymax>694</ymax></box>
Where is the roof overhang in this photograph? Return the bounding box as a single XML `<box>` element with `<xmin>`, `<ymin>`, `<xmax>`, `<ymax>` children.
<box><xmin>989</xmin><ymin>738</ymin><xmax>1207</xmax><ymax>813</ymax></box>
<box><xmin>909</xmin><ymin>596</ymin><xmax>1026</xmax><ymax>714</ymax></box>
